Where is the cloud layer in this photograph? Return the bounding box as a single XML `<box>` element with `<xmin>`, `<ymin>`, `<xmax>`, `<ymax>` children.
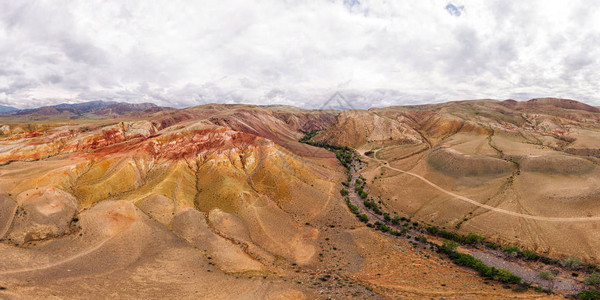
<box><xmin>1</xmin><ymin>0</ymin><xmax>600</xmax><ymax>109</ymax></box>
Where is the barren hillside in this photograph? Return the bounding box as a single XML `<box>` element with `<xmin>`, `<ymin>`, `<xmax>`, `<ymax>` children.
<box><xmin>2</xmin><ymin>100</ymin><xmax>598</xmax><ymax>298</ymax></box>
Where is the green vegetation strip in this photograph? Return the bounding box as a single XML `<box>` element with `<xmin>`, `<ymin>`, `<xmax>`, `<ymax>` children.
<box><xmin>578</xmin><ymin>289</ymin><xmax>600</xmax><ymax>300</ymax></box>
<box><xmin>438</xmin><ymin>241</ymin><xmax>521</xmax><ymax>284</ymax></box>
<box><xmin>297</xmin><ymin>132</ymin><xmax>585</xmax><ymax>293</ymax></box>
<box><xmin>300</xmin><ymin>132</ymin><xmax>523</xmax><ymax>286</ymax></box>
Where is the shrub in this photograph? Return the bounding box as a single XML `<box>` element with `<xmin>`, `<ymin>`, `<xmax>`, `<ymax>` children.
<box><xmin>452</xmin><ymin>252</ymin><xmax>480</xmax><ymax>267</ymax></box>
<box><xmin>539</xmin><ymin>256</ymin><xmax>559</xmax><ymax>265</ymax></box>
<box><xmin>502</xmin><ymin>245</ymin><xmax>521</xmax><ymax>257</ymax></box>
<box><xmin>416</xmin><ymin>235</ymin><xmax>427</xmax><ymax>243</ymax></box>
<box><xmin>359</xmin><ymin>214</ymin><xmax>369</xmax><ymax>222</ymax></box>
<box><xmin>584</xmin><ymin>273</ymin><xmax>600</xmax><ymax>285</ymax></box>
<box><xmin>561</xmin><ymin>257</ymin><xmax>582</xmax><ymax>270</ymax></box>
<box><xmin>391</xmin><ymin>216</ymin><xmax>400</xmax><ymax>225</ymax></box>
<box><xmin>299</xmin><ymin>130</ymin><xmax>320</xmax><ymax>143</ymax></box>
<box><xmin>359</xmin><ymin>191</ymin><xmax>368</xmax><ymax>199</ymax></box>
<box><xmin>426</xmin><ymin>226</ymin><xmax>440</xmax><ymax>234</ymax></box>
<box><xmin>494</xmin><ymin>268</ymin><xmax>521</xmax><ymax>284</ymax></box>
<box><xmin>465</xmin><ymin>233</ymin><xmax>483</xmax><ymax>245</ymax></box>
<box><xmin>539</xmin><ymin>271</ymin><xmax>555</xmax><ymax>280</ymax></box>
<box><xmin>346</xmin><ymin>202</ymin><xmax>359</xmax><ymax>214</ymax></box>
<box><xmin>439</xmin><ymin>241</ymin><xmax>459</xmax><ymax>254</ymax></box>
<box><xmin>340</xmin><ymin>189</ymin><xmax>349</xmax><ymax>196</ymax></box>
<box><xmin>485</xmin><ymin>242</ymin><xmax>500</xmax><ymax>250</ymax></box>
<box><xmin>426</xmin><ymin>227</ymin><xmax>465</xmax><ymax>243</ymax></box>
<box><xmin>349</xmin><ymin>205</ymin><xmax>359</xmax><ymax>214</ymax></box>
<box><xmin>383</xmin><ymin>213</ymin><xmax>391</xmax><ymax>221</ymax></box>
<box><xmin>522</xmin><ymin>250</ymin><xmax>539</xmax><ymax>261</ymax></box>
<box><xmin>447</xmin><ymin>251</ymin><xmax>521</xmax><ymax>284</ymax></box>
<box><xmin>583</xmin><ymin>264</ymin><xmax>599</xmax><ymax>274</ymax></box>
<box><xmin>375</xmin><ymin>223</ymin><xmax>392</xmax><ymax>233</ymax></box>
<box><xmin>578</xmin><ymin>289</ymin><xmax>600</xmax><ymax>300</ymax></box>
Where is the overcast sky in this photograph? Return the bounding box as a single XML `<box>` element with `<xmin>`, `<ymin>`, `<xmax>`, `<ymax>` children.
<box><xmin>1</xmin><ymin>0</ymin><xmax>599</xmax><ymax>109</ymax></box>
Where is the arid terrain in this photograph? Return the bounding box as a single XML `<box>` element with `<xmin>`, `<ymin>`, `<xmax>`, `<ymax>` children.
<box><xmin>1</xmin><ymin>98</ymin><xmax>600</xmax><ymax>299</ymax></box>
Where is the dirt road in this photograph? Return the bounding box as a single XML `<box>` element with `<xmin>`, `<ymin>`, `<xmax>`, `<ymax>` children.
<box><xmin>365</xmin><ymin>150</ymin><xmax>600</xmax><ymax>222</ymax></box>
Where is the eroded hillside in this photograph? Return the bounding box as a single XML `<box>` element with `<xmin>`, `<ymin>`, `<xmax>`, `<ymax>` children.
<box><xmin>314</xmin><ymin>98</ymin><xmax>600</xmax><ymax>264</ymax></box>
<box><xmin>0</xmin><ymin>101</ymin><xmax>588</xmax><ymax>299</ymax></box>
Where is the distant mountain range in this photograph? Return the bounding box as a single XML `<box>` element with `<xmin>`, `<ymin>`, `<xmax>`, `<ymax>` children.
<box><xmin>0</xmin><ymin>100</ymin><xmax>162</xmax><ymax>118</ymax></box>
<box><xmin>0</xmin><ymin>105</ymin><xmax>17</xmax><ymax>113</ymax></box>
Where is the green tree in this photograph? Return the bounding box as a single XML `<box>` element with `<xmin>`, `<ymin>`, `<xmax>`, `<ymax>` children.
<box><xmin>359</xmin><ymin>214</ymin><xmax>369</xmax><ymax>222</ymax></box>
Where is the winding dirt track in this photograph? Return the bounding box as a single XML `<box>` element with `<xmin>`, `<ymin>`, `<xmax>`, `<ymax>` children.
<box><xmin>366</xmin><ymin>151</ymin><xmax>600</xmax><ymax>222</ymax></box>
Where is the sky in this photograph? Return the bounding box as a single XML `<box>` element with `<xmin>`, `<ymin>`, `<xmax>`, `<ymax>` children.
<box><xmin>1</xmin><ymin>0</ymin><xmax>600</xmax><ymax>109</ymax></box>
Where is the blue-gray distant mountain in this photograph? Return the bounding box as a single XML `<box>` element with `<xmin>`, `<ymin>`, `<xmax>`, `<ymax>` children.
<box><xmin>12</xmin><ymin>100</ymin><xmax>164</xmax><ymax>118</ymax></box>
<box><xmin>0</xmin><ymin>105</ymin><xmax>17</xmax><ymax>113</ymax></box>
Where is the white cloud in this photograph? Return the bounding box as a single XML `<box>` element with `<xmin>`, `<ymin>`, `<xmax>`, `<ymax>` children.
<box><xmin>1</xmin><ymin>0</ymin><xmax>600</xmax><ymax>109</ymax></box>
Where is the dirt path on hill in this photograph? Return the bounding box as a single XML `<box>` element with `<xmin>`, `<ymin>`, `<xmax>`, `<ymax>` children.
<box><xmin>364</xmin><ymin>150</ymin><xmax>600</xmax><ymax>222</ymax></box>
<box><xmin>346</xmin><ymin>152</ymin><xmax>584</xmax><ymax>294</ymax></box>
